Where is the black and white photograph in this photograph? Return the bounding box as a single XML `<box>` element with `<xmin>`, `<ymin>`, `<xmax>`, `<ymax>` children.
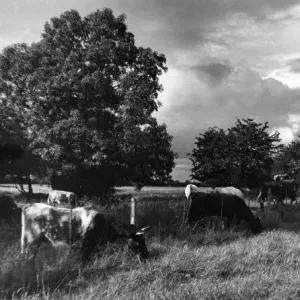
<box><xmin>1</xmin><ymin>0</ymin><xmax>300</xmax><ymax>298</ymax></box>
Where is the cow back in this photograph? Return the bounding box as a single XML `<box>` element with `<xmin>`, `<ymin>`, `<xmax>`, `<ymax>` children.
<box><xmin>48</xmin><ymin>190</ymin><xmax>79</xmax><ymax>207</ymax></box>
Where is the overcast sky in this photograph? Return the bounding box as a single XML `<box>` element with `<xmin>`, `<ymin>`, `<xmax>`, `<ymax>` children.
<box><xmin>2</xmin><ymin>0</ymin><xmax>300</xmax><ymax>181</ymax></box>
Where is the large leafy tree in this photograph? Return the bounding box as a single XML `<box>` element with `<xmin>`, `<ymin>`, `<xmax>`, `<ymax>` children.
<box><xmin>189</xmin><ymin>118</ymin><xmax>281</xmax><ymax>187</ymax></box>
<box><xmin>272</xmin><ymin>136</ymin><xmax>300</xmax><ymax>176</ymax></box>
<box><xmin>189</xmin><ymin>127</ymin><xmax>237</xmax><ymax>186</ymax></box>
<box><xmin>229</xmin><ymin>118</ymin><xmax>281</xmax><ymax>186</ymax></box>
<box><xmin>0</xmin><ymin>94</ymin><xmax>42</xmax><ymax>196</ymax></box>
<box><xmin>0</xmin><ymin>9</ymin><xmax>176</xmax><ymax>196</ymax></box>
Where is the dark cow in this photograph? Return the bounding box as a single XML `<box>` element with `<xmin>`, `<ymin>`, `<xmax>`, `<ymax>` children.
<box><xmin>257</xmin><ymin>180</ymin><xmax>299</xmax><ymax>211</ymax></box>
<box><xmin>0</xmin><ymin>195</ymin><xmax>22</xmax><ymax>225</ymax></box>
<box><xmin>47</xmin><ymin>190</ymin><xmax>79</xmax><ymax>207</ymax></box>
<box><xmin>185</xmin><ymin>192</ymin><xmax>263</xmax><ymax>234</ymax></box>
<box><xmin>184</xmin><ymin>184</ymin><xmax>246</xmax><ymax>218</ymax></box>
<box><xmin>21</xmin><ymin>203</ymin><xmax>149</xmax><ymax>266</ymax></box>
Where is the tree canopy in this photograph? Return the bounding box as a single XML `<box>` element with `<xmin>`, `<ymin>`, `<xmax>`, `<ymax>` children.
<box><xmin>0</xmin><ymin>8</ymin><xmax>176</xmax><ymax>196</ymax></box>
<box><xmin>272</xmin><ymin>136</ymin><xmax>300</xmax><ymax>177</ymax></box>
<box><xmin>189</xmin><ymin>118</ymin><xmax>281</xmax><ymax>187</ymax></box>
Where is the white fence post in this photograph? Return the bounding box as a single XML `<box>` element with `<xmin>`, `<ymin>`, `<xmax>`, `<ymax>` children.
<box><xmin>130</xmin><ymin>197</ymin><xmax>136</xmax><ymax>225</ymax></box>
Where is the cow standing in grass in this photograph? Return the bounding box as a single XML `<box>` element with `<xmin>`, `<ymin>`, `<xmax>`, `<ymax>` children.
<box><xmin>47</xmin><ymin>190</ymin><xmax>79</xmax><ymax>207</ymax></box>
<box><xmin>257</xmin><ymin>180</ymin><xmax>299</xmax><ymax>211</ymax></box>
<box><xmin>184</xmin><ymin>184</ymin><xmax>246</xmax><ymax>219</ymax></box>
<box><xmin>21</xmin><ymin>203</ymin><xmax>149</xmax><ymax>267</ymax></box>
<box><xmin>185</xmin><ymin>192</ymin><xmax>263</xmax><ymax>234</ymax></box>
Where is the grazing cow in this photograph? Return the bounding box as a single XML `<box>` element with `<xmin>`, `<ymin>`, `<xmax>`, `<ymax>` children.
<box><xmin>257</xmin><ymin>180</ymin><xmax>299</xmax><ymax>211</ymax></box>
<box><xmin>185</xmin><ymin>184</ymin><xmax>245</xmax><ymax>200</ymax></box>
<box><xmin>273</xmin><ymin>174</ymin><xmax>289</xmax><ymax>182</ymax></box>
<box><xmin>21</xmin><ymin>203</ymin><xmax>149</xmax><ymax>267</ymax></box>
<box><xmin>185</xmin><ymin>192</ymin><xmax>263</xmax><ymax>234</ymax></box>
<box><xmin>0</xmin><ymin>195</ymin><xmax>22</xmax><ymax>225</ymax></box>
<box><xmin>47</xmin><ymin>190</ymin><xmax>79</xmax><ymax>207</ymax></box>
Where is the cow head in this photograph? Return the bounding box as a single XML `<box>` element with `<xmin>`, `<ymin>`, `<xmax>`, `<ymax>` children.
<box><xmin>127</xmin><ymin>226</ymin><xmax>150</xmax><ymax>262</ymax></box>
<box><xmin>252</xmin><ymin>217</ymin><xmax>263</xmax><ymax>234</ymax></box>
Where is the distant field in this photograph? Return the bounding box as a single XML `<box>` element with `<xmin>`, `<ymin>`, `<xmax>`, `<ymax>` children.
<box><xmin>0</xmin><ymin>184</ymin><xmax>186</xmax><ymax>202</ymax></box>
<box><xmin>0</xmin><ymin>184</ymin><xmax>185</xmax><ymax>194</ymax></box>
<box><xmin>0</xmin><ymin>183</ymin><xmax>51</xmax><ymax>194</ymax></box>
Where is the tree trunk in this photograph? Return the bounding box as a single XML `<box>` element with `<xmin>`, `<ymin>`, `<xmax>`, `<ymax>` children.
<box><xmin>27</xmin><ymin>174</ymin><xmax>33</xmax><ymax>195</ymax></box>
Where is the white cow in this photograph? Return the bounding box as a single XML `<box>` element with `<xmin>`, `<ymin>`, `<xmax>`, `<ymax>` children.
<box><xmin>21</xmin><ymin>203</ymin><xmax>150</xmax><ymax>266</ymax></box>
<box><xmin>47</xmin><ymin>190</ymin><xmax>79</xmax><ymax>207</ymax></box>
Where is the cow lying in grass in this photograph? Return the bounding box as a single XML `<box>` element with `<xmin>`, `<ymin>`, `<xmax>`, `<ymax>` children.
<box><xmin>185</xmin><ymin>192</ymin><xmax>263</xmax><ymax>234</ymax></box>
<box><xmin>21</xmin><ymin>203</ymin><xmax>149</xmax><ymax>266</ymax></box>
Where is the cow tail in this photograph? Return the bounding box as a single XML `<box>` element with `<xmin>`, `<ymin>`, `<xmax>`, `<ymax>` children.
<box><xmin>256</xmin><ymin>186</ymin><xmax>264</xmax><ymax>213</ymax></box>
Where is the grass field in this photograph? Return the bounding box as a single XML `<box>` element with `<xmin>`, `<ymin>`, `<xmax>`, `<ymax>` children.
<box><xmin>1</xmin><ymin>185</ymin><xmax>300</xmax><ymax>299</ymax></box>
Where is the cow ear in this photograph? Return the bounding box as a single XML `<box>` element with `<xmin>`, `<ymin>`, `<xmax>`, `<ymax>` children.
<box><xmin>135</xmin><ymin>231</ymin><xmax>145</xmax><ymax>236</ymax></box>
<box><xmin>139</xmin><ymin>226</ymin><xmax>150</xmax><ymax>232</ymax></box>
<box><xmin>136</xmin><ymin>226</ymin><xmax>150</xmax><ymax>235</ymax></box>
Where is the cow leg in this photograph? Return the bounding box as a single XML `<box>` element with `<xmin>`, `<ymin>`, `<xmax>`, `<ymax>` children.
<box><xmin>22</xmin><ymin>237</ymin><xmax>44</xmax><ymax>261</ymax></box>
<box><xmin>81</xmin><ymin>234</ymin><xmax>98</xmax><ymax>267</ymax></box>
<box><xmin>259</xmin><ymin>198</ymin><xmax>265</xmax><ymax>213</ymax></box>
<box><xmin>31</xmin><ymin>239</ymin><xmax>44</xmax><ymax>261</ymax></box>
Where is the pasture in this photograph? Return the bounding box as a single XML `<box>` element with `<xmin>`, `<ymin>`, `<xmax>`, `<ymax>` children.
<box><xmin>1</xmin><ymin>185</ymin><xmax>300</xmax><ymax>299</ymax></box>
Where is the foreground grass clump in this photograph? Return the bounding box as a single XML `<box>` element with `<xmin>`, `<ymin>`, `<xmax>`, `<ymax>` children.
<box><xmin>9</xmin><ymin>231</ymin><xmax>300</xmax><ymax>300</ymax></box>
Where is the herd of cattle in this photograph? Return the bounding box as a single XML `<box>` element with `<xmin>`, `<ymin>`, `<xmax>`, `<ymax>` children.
<box><xmin>0</xmin><ymin>174</ymin><xmax>298</xmax><ymax>267</ymax></box>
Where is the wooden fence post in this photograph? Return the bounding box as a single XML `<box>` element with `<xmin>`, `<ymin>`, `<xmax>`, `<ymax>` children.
<box><xmin>69</xmin><ymin>198</ymin><xmax>72</xmax><ymax>246</ymax></box>
<box><xmin>130</xmin><ymin>197</ymin><xmax>136</xmax><ymax>225</ymax></box>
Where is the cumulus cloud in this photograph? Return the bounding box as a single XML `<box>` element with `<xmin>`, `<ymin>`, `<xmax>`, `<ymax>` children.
<box><xmin>272</xmin><ymin>127</ymin><xmax>294</xmax><ymax>144</ymax></box>
<box><xmin>191</xmin><ymin>61</ymin><xmax>234</xmax><ymax>85</ymax></box>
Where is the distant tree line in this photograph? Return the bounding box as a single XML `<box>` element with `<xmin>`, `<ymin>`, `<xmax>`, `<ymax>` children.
<box><xmin>0</xmin><ymin>8</ymin><xmax>177</xmax><ymax>199</ymax></box>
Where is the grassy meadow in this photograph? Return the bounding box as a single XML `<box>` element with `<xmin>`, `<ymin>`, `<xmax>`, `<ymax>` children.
<box><xmin>1</xmin><ymin>184</ymin><xmax>300</xmax><ymax>299</ymax></box>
